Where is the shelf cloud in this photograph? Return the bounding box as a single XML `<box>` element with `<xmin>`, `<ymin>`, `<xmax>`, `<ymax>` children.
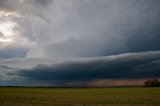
<box><xmin>0</xmin><ymin>51</ymin><xmax>159</xmax><ymax>86</ymax></box>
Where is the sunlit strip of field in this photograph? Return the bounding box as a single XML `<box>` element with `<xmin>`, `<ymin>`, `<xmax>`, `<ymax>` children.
<box><xmin>0</xmin><ymin>87</ymin><xmax>160</xmax><ymax>106</ymax></box>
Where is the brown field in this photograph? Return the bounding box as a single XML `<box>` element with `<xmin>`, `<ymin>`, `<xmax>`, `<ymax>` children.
<box><xmin>0</xmin><ymin>87</ymin><xmax>160</xmax><ymax>106</ymax></box>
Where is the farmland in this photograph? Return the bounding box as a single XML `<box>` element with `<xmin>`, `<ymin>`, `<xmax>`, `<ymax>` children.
<box><xmin>0</xmin><ymin>87</ymin><xmax>160</xmax><ymax>106</ymax></box>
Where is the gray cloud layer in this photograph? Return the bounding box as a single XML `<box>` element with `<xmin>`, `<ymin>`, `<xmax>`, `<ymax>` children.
<box><xmin>0</xmin><ymin>0</ymin><xmax>160</xmax><ymax>59</ymax></box>
<box><xmin>27</xmin><ymin>0</ymin><xmax>160</xmax><ymax>58</ymax></box>
<box><xmin>3</xmin><ymin>51</ymin><xmax>158</xmax><ymax>86</ymax></box>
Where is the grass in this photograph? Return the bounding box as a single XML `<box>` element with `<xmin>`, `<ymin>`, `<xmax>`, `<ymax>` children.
<box><xmin>0</xmin><ymin>87</ymin><xmax>160</xmax><ymax>106</ymax></box>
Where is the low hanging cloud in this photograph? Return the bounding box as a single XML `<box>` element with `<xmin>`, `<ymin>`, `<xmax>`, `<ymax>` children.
<box><xmin>5</xmin><ymin>51</ymin><xmax>159</xmax><ymax>86</ymax></box>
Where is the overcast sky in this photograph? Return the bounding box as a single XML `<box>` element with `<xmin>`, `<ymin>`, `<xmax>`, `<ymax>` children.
<box><xmin>0</xmin><ymin>0</ymin><xmax>160</xmax><ymax>86</ymax></box>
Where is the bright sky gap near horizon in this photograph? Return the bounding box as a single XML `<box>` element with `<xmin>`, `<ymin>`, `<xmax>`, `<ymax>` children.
<box><xmin>0</xmin><ymin>0</ymin><xmax>160</xmax><ymax>86</ymax></box>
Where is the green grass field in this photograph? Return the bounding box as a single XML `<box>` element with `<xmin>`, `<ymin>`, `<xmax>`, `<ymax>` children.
<box><xmin>0</xmin><ymin>87</ymin><xmax>160</xmax><ymax>106</ymax></box>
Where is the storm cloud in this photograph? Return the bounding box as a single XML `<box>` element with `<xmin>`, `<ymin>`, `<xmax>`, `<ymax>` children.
<box><xmin>4</xmin><ymin>51</ymin><xmax>159</xmax><ymax>86</ymax></box>
<box><xmin>0</xmin><ymin>0</ymin><xmax>160</xmax><ymax>59</ymax></box>
<box><xmin>0</xmin><ymin>0</ymin><xmax>160</xmax><ymax>86</ymax></box>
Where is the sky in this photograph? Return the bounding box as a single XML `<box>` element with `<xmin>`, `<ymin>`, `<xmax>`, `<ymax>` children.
<box><xmin>0</xmin><ymin>0</ymin><xmax>160</xmax><ymax>86</ymax></box>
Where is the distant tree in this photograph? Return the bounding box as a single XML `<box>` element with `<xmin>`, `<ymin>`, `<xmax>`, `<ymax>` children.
<box><xmin>144</xmin><ymin>79</ymin><xmax>160</xmax><ymax>87</ymax></box>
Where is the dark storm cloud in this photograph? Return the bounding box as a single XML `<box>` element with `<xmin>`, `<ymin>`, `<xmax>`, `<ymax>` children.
<box><xmin>13</xmin><ymin>51</ymin><xmax>160</xmax><ymax>84</ymax></box>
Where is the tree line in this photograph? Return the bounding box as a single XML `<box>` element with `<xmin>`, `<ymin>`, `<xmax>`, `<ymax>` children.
<box><xmin>144</xmin><ymin>79</ymin><xmax>160</xmax><ymax>87</ymax></box>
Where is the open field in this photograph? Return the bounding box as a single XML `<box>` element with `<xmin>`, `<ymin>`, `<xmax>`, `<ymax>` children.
<box><xmin>0</xmin><ymin>87</ymin><xmax>160</xmax><ymax>106</ymax></box>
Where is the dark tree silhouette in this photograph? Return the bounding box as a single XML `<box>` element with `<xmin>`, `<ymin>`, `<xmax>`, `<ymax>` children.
<box><xmin>144</xmin><ymin>79</ymin><xmax>160</xmax><ymax>87</ymax></box>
